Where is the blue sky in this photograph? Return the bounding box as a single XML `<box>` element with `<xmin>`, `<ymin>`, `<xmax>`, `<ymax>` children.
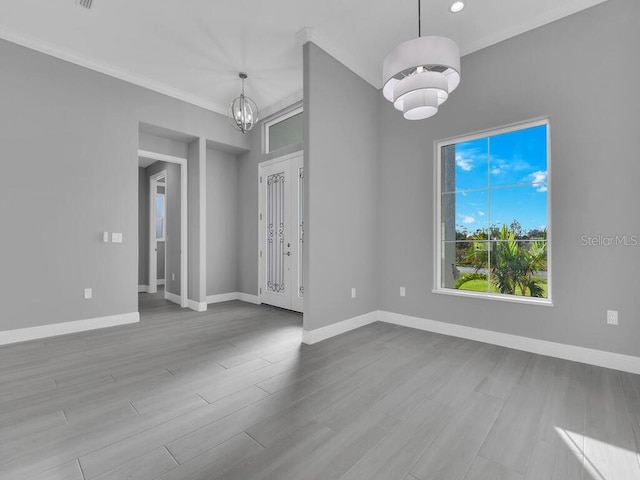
<box><xmin>446</xmin><ymin>124</ymin><xmax>548</xmax><ymax>234</ymax></box>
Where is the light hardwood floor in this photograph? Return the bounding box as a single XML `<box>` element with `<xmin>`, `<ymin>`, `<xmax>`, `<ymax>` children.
<box><xmin>1</xmin><ymin>292</ymin><xmax>639</xmax><ymax>480</ymax></box>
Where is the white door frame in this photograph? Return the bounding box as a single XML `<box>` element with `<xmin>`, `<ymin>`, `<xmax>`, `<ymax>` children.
<box><xmin>258</xmin><ymin>150</ymin><xmax>304</xmax><ymax>312</ymax></box>
<box><xmin>149</xmin><ymin>170</ymin><xmax>167</xmax><ymax>295</ymax></box>
<box><xmin>139</xmin><ymin>149</ymin><xmax>188</xmax><ymax>309</ymax></box>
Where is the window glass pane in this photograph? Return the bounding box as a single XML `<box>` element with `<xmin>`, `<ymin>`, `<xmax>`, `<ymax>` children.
<box><xmin>156</xmin><ymin>195</ymin><xmax>163</xmax><ymax>218</ymax></box>
<box><xmin>442</xmin><ymin>137</ymin><xmax>489</xmax><ymax>193</ymax></box>
<box><xmin>489</xmin><ymin>124</ymin><xmax>547</xmax><ymax>188</ymax></box>
<box><xmin>268</xmin><ymin>112</ymin><xmax>303</xmax><ymax>152</ymax></box>
<box><xmin>489</xmin><ymin>185</ymin><xmax>547</xmax><ymax>239</ymax></box>
<box><xmin>156</xmin><ymin>218</ymin><xmax>164</xmax><ymax>240</ymax></box>
<box><xmin>489</xmin><ymin>239</ymin><xmax>548</xmax><ymax>298</ymax></box>
<box><xmin>451</xmin><ymin>240</ymin><xmax>490</xmax><ymax>292</ymax></box>
<box><xmin>442</xmin><ymin>191</ymin><xmax>489</xmax><ymax>242</ymax></box>
<box><xmin>155</xmin><ymin>194</ymin><xmax>165</xmax><ymax>240</ymax></box>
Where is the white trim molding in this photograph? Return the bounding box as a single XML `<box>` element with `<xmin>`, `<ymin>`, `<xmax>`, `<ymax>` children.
<box><xmin>164</xmin><ymin>290</ymin><xmax>181</xmax><ymax>305</ymax></box>
<box><xmin>207</xmin><ymin>292</ymin><xmax>261</xmax><ymax>305</ymax></box>
<box><xmin>0</xmin><ymin>312</ymin><xmax>139</xmax><ymax>346</ymax></box>
<box><xmin>138</xmin><ymin>285</ymin><xmax>149</xmax><ymax>293</ymax></box>
<box><xmin>378</xmin><ymin>311</ymin><xmax>640</xmax><ymax>375</ymax></box>
<box><xmin>166</xmin><ymin>291</ymin><xmax>206</xmax><ymax>312</ymax></box>
<box><xmin>188</xmin><ymin>300</ymin><xmax>207</xmax><ymax>312</ymax></box>
<box><xmin>238</xmin><ymin>293</ymin><xmax>261</xmax><ymax>305</ymax></box>
<box><xmin>302</xmin><ymin>311</ymin><xmax>378</xmax><ymax>345</ymax></box>
<box><xmin>206</xmin><ymin>293</ymin><xmax>239</xmax><ymax>304</ymax></box>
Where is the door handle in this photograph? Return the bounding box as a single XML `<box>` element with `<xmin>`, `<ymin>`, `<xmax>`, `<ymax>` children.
<box><xmin>283</xmin><ymin>252</ymin><xmax>291</xmax><ymax>256</ymax></box>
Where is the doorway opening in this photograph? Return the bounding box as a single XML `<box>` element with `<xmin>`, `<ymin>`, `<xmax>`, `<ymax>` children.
<box><xmin>138</xmin><ymin>150</ymin><xmax>188</xmax><ymax>308</ymax></box>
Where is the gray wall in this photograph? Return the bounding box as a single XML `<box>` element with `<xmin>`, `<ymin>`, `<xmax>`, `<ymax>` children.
<box><xmin>139</xmin><ymin>132</ymin><xmax>189</xmax><ymax>159</ymax></box>
<box><xmin>303</xmin><ymin>42</ymin><xmax>379</xmax><ymax>331</ymax></box>
<box><xmin>0</xmin><ymin>37</ymin><xmax>248</xmax><ymax>332</ymax></box>
<box><xmin>207</xmin><ymin>147</ymin><xmax>240</xmax><ymax>296</ymax></box>
<box><xmin>377</xmin><ymin>0</ymin><xmax>640</xmax><ymax>356</ymax></box>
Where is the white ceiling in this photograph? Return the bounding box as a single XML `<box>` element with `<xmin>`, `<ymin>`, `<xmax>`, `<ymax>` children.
<box><xmin>0</xmin><ymin>0</ymin><xmax>607</xmax><ymax>118</ymax></box>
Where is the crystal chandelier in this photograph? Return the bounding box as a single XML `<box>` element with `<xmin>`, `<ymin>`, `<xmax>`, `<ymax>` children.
<box><xmin>382</xmin><ymin>0</ymin><xmax>461</xmax><ymax>120</ymax></box>
<box><xmin>228</xmin><ymin>73</ymin><xmax>259</xmax><ymax>133</ymax></box>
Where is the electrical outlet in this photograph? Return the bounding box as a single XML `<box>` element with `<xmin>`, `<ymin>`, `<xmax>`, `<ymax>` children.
<box><xmin>607</xmin><ymin>310</ymin><xmax>618</xmax><ymax>325</ymax></box>
<box><xmin>102</xmin><ymin>232</ymin><xmax>109</xmax><ymax>242</ymax></box>
<box><xmin>351</xmin><ymin>288</ymin><xmax>356</xmax><ymax>298</ymax></box>
<box><xmin>172</xmin><ymin>273</ymin><xmax>175</xmax><ymax>281</ymax></box>
<box><xmin>400</xmin><ymin>286</ymin><xmax>406</xmax><ymax>297</ymax></box>
<box><xmin>84</xmin><ymin>288</ymin><xmax>92</xmax><ymax>299</ymax></box>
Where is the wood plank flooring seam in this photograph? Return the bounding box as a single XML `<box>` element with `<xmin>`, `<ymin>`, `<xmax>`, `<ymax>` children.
<box><xmin>129</xmin><ymin>402</ymin><xmax>141</xmax><ymax>415</ymax></box>
<box><xmin>163</xmin><ymin>446</ymin><xmax>180</xmax><ymax>468</ymax></box>
<box><xmin>244</xmin><ymin>430</ymin><xmax>267</xmax><ymax>449</ymax></box>
<box><xmin>76</xmin><ymin>458</ymin><xmax>87</xmax><ymax>480</ymax></box>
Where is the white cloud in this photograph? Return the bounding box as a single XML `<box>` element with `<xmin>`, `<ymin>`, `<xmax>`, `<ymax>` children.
<box><xmin>491</xmin><ymin>167</ymin><xmax>501</xmax><ymax>175</ymax></box>
<box><xmin>456</xmin><ymin>154</ymin><xmax>473</xmax><ymax>171</ymax></box>
<box><xmin>529</xmin><ymin>170</ymin><xmax>548</xmax><ymax>193</ymax></box>
<box><xmin>531</xmin><ymin>170</ymin><xmax>547</xmax><ymax>183</ymax></box>
<box><xmin>462</xmin><ymin>216</ymin><xmax>475</xmax><ymax>224</ymax></box>
<box><xmin>478</xmin><ymin>211</ymin><xmax>485</xmax><ymax>216</ymax></box>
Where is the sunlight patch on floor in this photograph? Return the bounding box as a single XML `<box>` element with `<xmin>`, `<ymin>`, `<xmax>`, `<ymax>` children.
<box><xmin>555</xmin><ymin>427</ymin><xmax>640</xmax><ymax>480</ymax></box>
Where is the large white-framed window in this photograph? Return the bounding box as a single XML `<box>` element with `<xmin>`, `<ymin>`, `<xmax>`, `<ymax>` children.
<box><xmin>264</xmin><ymin>106</ymin><xmax>303</xmax><ymax>154</ymax></box>
<box><xmin>434</xmin><ymin>118</ymin><xmax>551</xmax><ymax>305</ymax></box>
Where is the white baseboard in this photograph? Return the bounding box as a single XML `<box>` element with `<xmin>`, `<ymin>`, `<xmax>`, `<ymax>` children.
<box><xmin>167</xmin><ymin>291</ymin><xmax>259</xmax><ymax>311</ymax></box>
<box><xmin>188</xmin><ymin>299</ymin><xmax>207</xmax><ymax>312</ymax></box>
<box><xmin>206</xmin><ymin>293</ymin><xmax>239</xmax><ymax>304</ymax></box>
<box><xmin>378</xmin><ymin>311</ymin><xmax>640</xmax><ymax>375</ymax></box>
<box><xmin>138</xmin><ymin>285</ymin><xmax>148</xmax><ymax>293</ymax></box>
<box><xmin>302</xmin><ymin>311</ymin><xmax>378</xmax><ymax>345</ymax></box>
<box><xmin>238</xmin><ymin>293</ymin><xmax>261</xmax><ymax>305</ymax></box>
<box><xmin>206</xmin><ymin>292</ymin><xmax>261</xmax><ymax>305</ymax></box>
<box><xmin>0</xmin><ymin>312</ymin><xmax>140</xmax><ymax>346</ymax></box>
<box><xmin>164</xmin><ymin>291</ymin><xmax>182</xmax><ymax>305</ymax></box>
<box><xmin>165</xmin><ymin>291</ymin><xmax>206</xmax><ymax>312</ymax></box>
<box><xmin>157</xmin><ymin>279</ymin><xmax>165</xmax><ymax>286</ymax></box>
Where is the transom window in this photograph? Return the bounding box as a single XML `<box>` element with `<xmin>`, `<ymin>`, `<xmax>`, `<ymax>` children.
<box><xmin>265</xmin><ymin>107</ymin><xmax>303</xmax><ymax>154</ymax></box>
<box><xmin>435</xmin><ymin>119</ymin><xmax>551</xmax><ymax>304</ymax></box>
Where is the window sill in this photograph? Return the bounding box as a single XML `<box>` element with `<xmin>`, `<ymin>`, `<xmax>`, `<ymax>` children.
<box><xmin>432</xmin><ymin>288</ymin><xmax>553</xmax><ymax>307</ymax></box>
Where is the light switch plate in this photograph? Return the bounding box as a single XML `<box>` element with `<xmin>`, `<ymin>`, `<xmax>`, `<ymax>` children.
<box><xmin>102</xmin><ymin>232</ymin><xmax>109</xmax><ymax>242</ymax></box>
<box><xmin>111</xmin><ymin>233</ymin><xmax>123</xmax><ymax>243</ymax></box>
<box><xmin>84</xmin><ymin>288</ymin><xmax>92</xmax><ymax>299</ymax></box>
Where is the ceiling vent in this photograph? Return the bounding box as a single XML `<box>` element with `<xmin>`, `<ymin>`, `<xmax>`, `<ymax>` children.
<box><xmin>76</xmin><ymin>0</ymin><xmax>93</xmax><ymax>9</ymax></box>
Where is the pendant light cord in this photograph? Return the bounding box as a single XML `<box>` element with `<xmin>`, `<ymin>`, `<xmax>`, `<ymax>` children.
<box><xmin>418</xmin><ymin>0</ymin><xmax>421</xmax><ymax>37</ymax></box>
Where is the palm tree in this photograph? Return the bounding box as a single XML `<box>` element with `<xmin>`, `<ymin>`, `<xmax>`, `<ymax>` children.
<box><xmin>457</xmin><ymin>224</ymin><xmax>547</xmax><ymax>297</ymax></box>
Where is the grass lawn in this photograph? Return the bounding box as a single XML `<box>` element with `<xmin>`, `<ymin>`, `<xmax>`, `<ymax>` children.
<box><xmin>457</xmin><ymin>275</ymin><xmax>548</xmax><ymax>298</ymax></box>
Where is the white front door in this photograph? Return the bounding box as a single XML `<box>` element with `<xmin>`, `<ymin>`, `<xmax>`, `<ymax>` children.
<box><xmin>259</xmin><ymin>153</ymin><xmax>304</xmax><ymax>312</ymax></box>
